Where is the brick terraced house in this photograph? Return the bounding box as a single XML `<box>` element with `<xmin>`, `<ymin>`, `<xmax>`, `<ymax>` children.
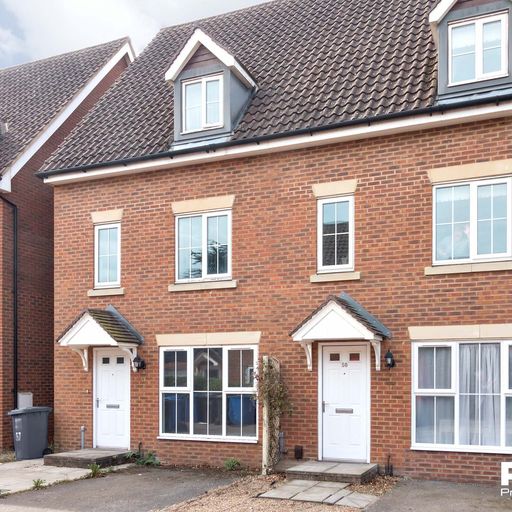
<box><xmin>39</xmin><ymin>0</ymin><xmax>512</xmax><ymax>482</ymax></box>
<box><xmin>0</xmin><ymin>39</ymin><xmax>132</xmax><ymax>448</ymax></box>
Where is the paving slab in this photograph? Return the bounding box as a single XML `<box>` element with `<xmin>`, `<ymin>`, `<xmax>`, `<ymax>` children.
<box><xmin>316</xmin><ymin>480</ymin><xmax>349</xmax><ymax>489</ymax></box>
<box><xmin>337</xmin><ymin>491</ymin><xmax>378</xmax><ymax>508</ymax></box>
<box><xmin>291</xmin><ymin>485</ymin><xmax>334</xmax><ymax>503</ymax></box>
<box><xmin>286</xmin><ymin>461</ymin><xmax>338</xmax><ymax>473</ymax></box>
<box><xmin>259</xmin><ymin>484</ymin><xmax>306</xmax><ymax>499</ymax></box>
<box><xmin>287</xmin><ymin>479</ymin><xmax>320</xmax><ymax>487</ymax></box>
<box><xmin>324</xmin><ymin>488</ymin><xmax>352</xmax><ymax>504</ymax></box>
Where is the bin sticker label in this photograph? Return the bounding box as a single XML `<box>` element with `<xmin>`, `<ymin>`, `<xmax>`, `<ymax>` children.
<box><xmin>15</xmin><ymin>432</ymin><xmax>21</xmax><ymax>441</ymax></box>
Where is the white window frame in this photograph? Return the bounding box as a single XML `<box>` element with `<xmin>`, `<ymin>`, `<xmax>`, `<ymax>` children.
<box><xmin>448</xmin><ymin>12</ymin><xmax>509</xmax><ymax>87</ymax></box>
<box><xmin>174</xmin><ymin>209</ymin><xmax>232</xmax><ymax>283</ymax></box>
<box><xmin>412</xmin><ymin>339</ymin><xmax>512</xmax><ymax>454</ymax></box>
<box><xmin>181</xmin><ymin>74</ymin><xmax>224</xmax><ymax>134</ymax></box>
<box><xmin>94</xmin><ymin>222</ymin><xmax>121</xmax><ymax>289</ymax></box>
<box><xmin>432</xmin><ymin>177</ymin><xmax>512</xmax><ymax>266</ymax></box>
<box><xmin>317</xmin><ymin>195</ymin><xmax>355</xmax><ymax>273</ymax></box>
<box><xmin>158</xmin><ymin>345</ymin><xmax>258</xmax><ymax>443</ymax></box>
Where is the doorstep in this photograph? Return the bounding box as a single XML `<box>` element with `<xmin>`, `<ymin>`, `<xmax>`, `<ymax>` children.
<box><xmin>277</xmin><ymin>459</ymin><xmax>379</xmax><ymax>484</ymax></box>
<box><xmin>44</xmin><ymin>448</ymin><xmax>131</xmax><ymax>468</ymax></box>
<box><xmin>259</xmin><ymin>479</ymin><xmax>379</xmax><ymax>508</ymax></box>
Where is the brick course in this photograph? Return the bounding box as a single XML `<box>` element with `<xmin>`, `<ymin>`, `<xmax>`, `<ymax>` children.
<box><xmin>53</xmin><ymin>115</ymin><xmax>512</xmax><ymax>482</ymax></box>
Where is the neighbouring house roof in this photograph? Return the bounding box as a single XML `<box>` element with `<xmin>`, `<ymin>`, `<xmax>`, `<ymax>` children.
<box><xmin>57</xmin><ymin>305</ymin><xmax>144</xmax><ymax>346</ymax></box>
<box><xmin>41</xmin><ymin>0</ymin><xmax>440</xmax><ymax>175</ymax></box>
<box><xmin>290</xmin><ymin>292</ymin><xmax>391</xmax><ymax>340</ymax></box>
<box><xmin>0</xmin><ymin>37</ymin><xmax>131</xmax><ymax>187</ymax></box>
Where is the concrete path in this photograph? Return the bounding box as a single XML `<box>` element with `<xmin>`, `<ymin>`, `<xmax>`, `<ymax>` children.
<box><xmin>260</xmin><ymin>479</ymin><xmax>378</xmax><ymax>508</ymax></box>
<box><xmin>0</xmin><ymin>466</ymin><xmax>238</xmax><ymax>511</ymax></box>
<box><xmin>0</xmin><ymin>459</ymin><xmax>90</xmax><ymax>495</ymax></box>
<box><xmin>367</xmin><ymin>478</ymin><xmax>510</xmax><ymax>511</ymax></box>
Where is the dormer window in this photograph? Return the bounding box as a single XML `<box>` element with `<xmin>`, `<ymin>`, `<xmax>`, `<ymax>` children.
<box><xmin>449</xmin><ymin>12</ymin><xmax>508</xmax><ymax>86</ymax></box>
<box><xmin>182</xmin><ymin>74</ymin><xmax>223</xmax><ymax>134</ymax></box>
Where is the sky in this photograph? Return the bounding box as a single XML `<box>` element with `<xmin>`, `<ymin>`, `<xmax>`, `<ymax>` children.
<box><xmin>0</xmin><ymin>0</ymin><xmax>270</xmax><ymax>68</ymax></box>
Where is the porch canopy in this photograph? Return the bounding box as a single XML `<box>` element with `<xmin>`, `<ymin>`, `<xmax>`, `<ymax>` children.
<box><xmin>290</xmin><ymin>292</ymin><xmax>391</xmax><ymax>371</ymax></box>
<box><xmin>56</xmin><ymin>305</ymin><xmax>143</xmax><ymax>372</ymax></box>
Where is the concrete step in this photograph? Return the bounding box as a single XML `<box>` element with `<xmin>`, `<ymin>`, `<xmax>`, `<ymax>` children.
<box><xmin>279</xmin><ymin>460</ymin><xmax>379</xmax><ymax>484</ymax></box>
<box><xmin>44</xmin><ymin>448</ymin><xmax>131</xmax><ymax>469</ymax></box>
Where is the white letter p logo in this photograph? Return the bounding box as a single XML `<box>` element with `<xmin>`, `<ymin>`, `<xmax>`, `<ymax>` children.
<box><xmin>501</xmin><ymin>462</ymin><xmax>512</xmax><ymax>486</ymax></box>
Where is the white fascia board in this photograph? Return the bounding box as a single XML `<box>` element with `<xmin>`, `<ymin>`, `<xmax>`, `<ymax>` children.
<box><xmin>0</xmin><ymin>41</ymin><xmax>134</xmax><ymax>193</ymax></box>
<box><xmin>44</xmin><ymin>100</ymin><xmax>512</xmax><ymax>186</ymax></box>
<box><xmin>429</xmin><ymin>0</ymin><xmax>458</xmax><ymax>26</ymax></box>
<box><xmin>164</xmin><ymin>28</ymin><xmax>255</xmax><ymax>88</ymax></box>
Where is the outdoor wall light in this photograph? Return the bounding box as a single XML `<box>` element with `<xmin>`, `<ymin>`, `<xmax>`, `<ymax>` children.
<box><xmin>133</xmin><ymin>355</ymin><xmax>146</xmax><ymax>371</ymax></box>
<box><xmin>384</xmin><ymin>350</ymin><xmax>395</xmax><ymax>369</ymax></box>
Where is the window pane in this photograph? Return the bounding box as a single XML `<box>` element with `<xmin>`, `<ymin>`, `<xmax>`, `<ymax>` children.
<box><xmin>193</xmin><ymin>348</ymin><xmax>208</xmax><ymax>390</ymax></box>
<box><xmin>206</xmin><ymin>80</ymin><xmax>220</xmax><ymax>125</ymax></box>
<box><xmin>209</xmin><ymin>392</ymin><xmax>222</xmax><ymax>435</ymax></box>
<box><xmin>451</xmin><ymin>24</ymin><xmax>476</xmax><ymax>82</ymax></box>
<box><xmin>162</xmin><ymin>393</ymin><xmax>189</xmax><ymax>434</ymax></box>
<box><xmin>453</xmin><ymin>186</ymin><xmax>470</xmax><ymax>222</ymax></box>
<box><xmin>242</xmin><ymin>350</ymin><xmax>254</xmax><ymax>387</ymax></box>
<box><xmin>416</xmin><ymin>396</ymin><xmax>434</xmax><ymax>443</ymax></box>
<box><xmin>483</xmin><ymin>21</ymin><xmax>502</xmax><ymax>74</ymax></box>
<box><xmin>418</xmin><ymin>347</ymin><xmax>434</xmax><ymax>389</ymax></box>
<box><xmin>494</xmin><ymin>183</ymin><xmax>507</xmax><ymax>218</ymax></box>
<box><xmin>185</xmin><ymin>82</ymin><xmax>201</xmax><ymax>131</ymax></box>
<box><xmin>226</xmin><ymin>394</ymin><xmax>256</xmax><ymax>437</ymax></box>
<box><xmin>336</xmin><ymin>201</ymin><xmax>349</xmax><ymax>233</ymax></box>
<box><xmin>436</xmin><ymin>187</ymin><xmax>452</xmax><ymax>224</ymax></box>
<box><xmin>207</xmin><ymin>215</ymin><xmax>228</xmax><ymax>276</ymax></box>
<box><xmin>460</xmin><ymin>395</ymin><xmax>479</xmax><ymax>445</ymax></box>
<box><xmin>178</xmin><ymin>248</ymin><xmax>191</xmax><ymax>280</ymax></box>
<box><xmin>242</xmin><ymin>395</ymin><xmax>257</xmax><ymax>437</ymax></box>
<box><xmin>436</xmin><ymin>224</ymin><xmax>453</xmax><ymax>261</ymax></box>
<box><xmin>477</xmin><ymin>220</ymin><xmax>492</xmax><ymax>254</ymax></box>
<box><xmin>176</xmin><ymin>351</ymin><xmax>187</xmax><ymax>387</ymax></box>
<box><xmin>228</xmin><ymin>350</ymin><xmax>241</xmax><ymax>388</ymax></box>
<box><xmin>477</xmin><ymin>183</ymin><xmax>508</xmax><ymax>255</ymax></box>
<box><xmin>164</xmin><ymin>351</ymin><xmax>176</xmax><ymax>387</ymax></box>
<box><xmin>453</xmin><ymin>223</ymin><xmax>470</xmax><ymax>259</ymax></box>
<box><xmin>436</xmin><ymin>396</ymin><xmax>454</xmax><ymax>444</ymax></box>
<box><xmin>191</xmin><ymin>216</ymin><xmax>202</xmax><ymax>247</ymax></box>
<box><xmin>209</xmin><ymin>348</ymin><xmax>223</xmax><ymax>391</ymax></box>
<box><xmin>178</xmin><ymin>217</ymin><xmax>190</xmax><ymax>248</ymax></box>
<box><xmin>336</xmin><ymin>233</ymin><xmax>349</xmax><ymax>265</ymax></box>
<box><xmin>98</xmin><ymin>255</ymin><xmax>109</xmax><ymax>283</ymax></box>
<box><xmin>477</xmin><ymin>184</ymin><xmax>492</xmax><ymax>220</ymax></box>
<box><xmin>481</xmin><ymin>343</ymin><xmax>500</xmax><ymax>394</ymax></box>
<box><xmin>481</xmin><ymin>395</ymin><xmax>500</xmax><ymax>445</ymax></box>
<box><xmin>493</xmin><ymin>219</ymin><xmax>507</xmax><ymax>253</ymax></box>
<box><xmin>460</xmin><ymin>344</ymin><xmax>478</xmax><ymax>393</ymax></box>
<box><xmin>218</xmin><ymin>215</ymin><xmax>228</xmax><ymax>245</ymax></box>
<box><xmin>507</xmin><ymin>397</ymin><xmax>512</xmax><ymax>446</ymax></box>
<box><xmin>436</xmin><ymin>347</ymin><xmax>451</xmax><ymax>389</ymax></box>
<box><xmin>323</xmin><ymin>203</ymin><xmax>335</xmax><ymax>235</ymax></box>
<box><xmin>98</xmin><ymin>228</ymin><xmax>109</xmax><ymax>256</ymax></box>
<box><xmin>193</xmin><ymin>392</ymin><xmax>207</xmax><ymax>435</ymax></box>
<box><xmin>322</xmin><ymin>235</ymin><xmax>335</xmax><ymax>266</ymax></box>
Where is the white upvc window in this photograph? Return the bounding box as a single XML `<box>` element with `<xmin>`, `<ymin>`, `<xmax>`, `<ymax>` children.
<box><xmin>182</xmin><ymin>74</ymin><xmax>223</xmax><ymax>133</ymax></box>
<box><xmin>159</xmin><ymin>345</ymin><xmax>258</xmax><ymax>442</ymax></box>
<box><xmin>317</xmin><ymin>195</ymin><xmax>354</xmax><ymax>273</ymax></box>
<box><xmin>433</xmin><ymin>177</ymin><xmax>512</xmax><ymax>265</ymax></box>
<box><xmin>94</xmin><ymin>222</ymin><xmax>121</xmax><ymax>288</ymax></box>
<box><xmin>412</xmin><ymin>340</ymin><xmax>512</xmax><ymax>453</ymax></box>
<box><xmin>449</xmin><ymin>12</ymin><xmax>508</xmax><ymax>86</ymax></box>
<box><xmin>175</xmin><ymin>209</ymin><xmax>232</xmax><ymax>283</ymax></box>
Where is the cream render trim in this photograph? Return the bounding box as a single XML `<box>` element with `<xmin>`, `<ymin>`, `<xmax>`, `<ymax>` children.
<box><xmin>91</xmin><ymin>209</ymin><xmax>123</xmax><ymax>224</ymax></box>
<box><xmin>156</xmin><ymin>331</ymin><xmax>261</xmax><ymax>346</ymax></box>
<box><xmin>310</xmin><ymin>271</ymin><xmax>361</xmax><ymax>283</ymax></box>
<box><xmin>312</xmin><ymin>179</ymin><xmax>358</xmax><ymax>198</ymax></box>
<box><xmin>425</xmin><ymin>260</ymin><xmax>512</xmax><ymax>275</ymax></box>
<box><xmin>427</xmin><ymin>158</ymin><xmax>512</xmax><ymax>184</ymax></box>
<box><xmin>171</xmin><ymin>195</ymin><xmax>235</xmax><ymax>215</ymax></box>
<box><xmin>409</xmin><ymin>323</ymin><xmax>512</xmax><ymax>340</ymax></box>
<box><xmin>87</xmin><ymin>287</ymin><xmax>125</xmax><ymax>297</ymax></box>
<box><xmin>168</xmin><ymin>279</ymin><xmax>237</xmax><ymax>292</ymax></box>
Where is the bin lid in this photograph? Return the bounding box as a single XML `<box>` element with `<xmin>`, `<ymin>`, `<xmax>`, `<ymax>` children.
<box><xmin>7</xmin><ymin>406</ymin><xmax>52</xmax><ymax>416</ymax></box>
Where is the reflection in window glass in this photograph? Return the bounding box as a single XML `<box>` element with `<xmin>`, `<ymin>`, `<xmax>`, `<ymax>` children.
<box><xmin>322</xmin><ymin>199</ymin><xmax>350</xmax><ymax>267</ymax></box>
<box><xmin>451</xmin><ymin>24</ymin><xmax>476</xmax><ymax>83</ymax></box>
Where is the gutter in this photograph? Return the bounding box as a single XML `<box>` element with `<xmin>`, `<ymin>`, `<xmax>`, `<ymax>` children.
<box><xmin>37</xmin><ymin>91</ymin><xmax>512</xmax><ymax>179</ymax></box>
<box><xmin>0</xmin><ymin>196</ymin><xmax>18</xmax><ymax>409</ymax></box>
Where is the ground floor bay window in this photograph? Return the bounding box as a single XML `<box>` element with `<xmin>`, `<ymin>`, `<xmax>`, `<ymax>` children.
<box><xmin>159</xmin><ymin>345</ymin><xmax>257</xmax><ymax>441</ymax></box>
<box><xmin>412</xmin><ymin>341</ymin><xmax>512</xmax><ymax>452</ymax></box>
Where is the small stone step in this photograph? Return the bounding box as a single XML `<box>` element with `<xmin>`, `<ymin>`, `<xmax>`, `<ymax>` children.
<box><xmin>44</xmin><ymin>448</ymin><xmax>130</xmax><ymax>469</ymax></box>
<box><xmin>280</xmin><ymin>460</ymin><xmax>379</xmax><ymax>484</ymax></box>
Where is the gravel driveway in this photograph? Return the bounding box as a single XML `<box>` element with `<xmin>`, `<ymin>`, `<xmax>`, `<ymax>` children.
<box><xmin>0</xmin><ymin>466</ymin><xmax>238</xmax><ymax>512</ymax></box>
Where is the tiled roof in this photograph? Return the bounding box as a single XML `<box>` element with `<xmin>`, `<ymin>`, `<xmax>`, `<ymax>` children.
<box><xmin>43</xmin><ymin>0</ymin><xmax>439</xmax><ymax>173</ymax></box>
<box><xmin>0</xmin><ymin>38</ymin><xmax>129</xmax><ymax>175</ymax></box>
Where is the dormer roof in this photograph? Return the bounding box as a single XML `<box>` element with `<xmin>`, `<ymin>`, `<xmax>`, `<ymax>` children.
<box><xmin>165</xmin><ymin>28</ymin><xmax>256</xmax><ymax>89</ymax></box>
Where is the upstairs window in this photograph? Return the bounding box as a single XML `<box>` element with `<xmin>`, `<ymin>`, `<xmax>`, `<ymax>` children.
<box><xmin>182</xmin><ymin>75</ymin><xmax>223</xmax><ymax>133</ymax></box>
<box><xmin>449</xmin><ymin>13</ymin><xmax>508</xmax><ymax>85</ymax></box>
<box><xmin>176</xmin><ymin>210</ymin><xmax>231</xmax><ymax>282</ymax></box>
<box><xmin>94</xmin><ymin>223</ymin><xmax>121</xmax><ymax>288</ymax></box>
<box><xmin>317</xmin><ymin>196</ymin><xmax>354</xmax><ymax>272</ymax></box>
<box><xmin>433</xmin><ymin>178</ymin><xmax>511</xmax><ymax>264</ymax></box>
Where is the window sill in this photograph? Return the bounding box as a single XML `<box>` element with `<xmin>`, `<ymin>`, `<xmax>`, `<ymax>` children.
<box><xmin>168</xmin><ymin>280</ymin><xmax>237</xmax><ymax>292</ymax></box>
<box><xmin>411</xmin><ymin>444</ymin><xmax>512</xmax><ymax>455</ymax></box>
<box><xmin>157</xmin><ymin>435</ymin><xmax>257</xmax><ymax>444</ymax></box>
<box><xmin>87</xmin><ymin>287</ymin><xmax>125</xmax><ymax>297</ymax></box>
<box><xmin>310</xmin><ymin>271</ymin><xmax>361</xmax><ymax>283</ymax></box>
<box><xmin>425</xmin><ymin>260</ymin><xmax>512</xmax><ymax>276</ymax></box>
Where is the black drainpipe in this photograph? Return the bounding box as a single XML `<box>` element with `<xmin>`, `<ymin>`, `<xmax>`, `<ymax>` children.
<box><xmin>0</xmin><ymin>196</ymin><xmax>18</xmax><ymax>410</ymax></box>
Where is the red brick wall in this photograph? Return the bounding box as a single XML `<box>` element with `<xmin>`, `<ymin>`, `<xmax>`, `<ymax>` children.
<box><xmin>53</xmin><ymin>116</ymin><xmax>512</xmax><ymax>481</ymax></box>
<box><xmin>0</xmin><ymin>55</ymin><xmax>129</xmax><ymax>450</ymax></box>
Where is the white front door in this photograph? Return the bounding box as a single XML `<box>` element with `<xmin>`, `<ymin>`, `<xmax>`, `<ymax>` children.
<box><xmin>94</xmin><ymin>349</ymin><xmax>130</xmax><ymax>449</ymax></box>
<box><xmin>321</xmin><ymin>344</ymin><xmax>369</xmax><ymax>461</ymax></box>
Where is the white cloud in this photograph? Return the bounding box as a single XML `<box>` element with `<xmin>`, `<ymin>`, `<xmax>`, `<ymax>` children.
<box><xmin>0</xmin><ymin>26</ymin><xmax>24</xmax><ymax>60</ymax></box>
<box><xmin>1</xmin><ymin>0</ymin><xmax>269</xmax><ymax>64</ymax></box>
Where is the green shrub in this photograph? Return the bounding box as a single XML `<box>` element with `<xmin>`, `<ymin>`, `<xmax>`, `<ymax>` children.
<box><xmin>224</xmin><ymin>458</ymin><xmax>241</xmax><ymax>471</ymax></box>
<box><xmin>32</xmin><ymin>479</ymin><xmax>45</xmax><ymax>490</ymax></box>
<box><xmin>88</xmin><ymin>463</ymin><xmax>103</xmax><ymax>478</ymax></box>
